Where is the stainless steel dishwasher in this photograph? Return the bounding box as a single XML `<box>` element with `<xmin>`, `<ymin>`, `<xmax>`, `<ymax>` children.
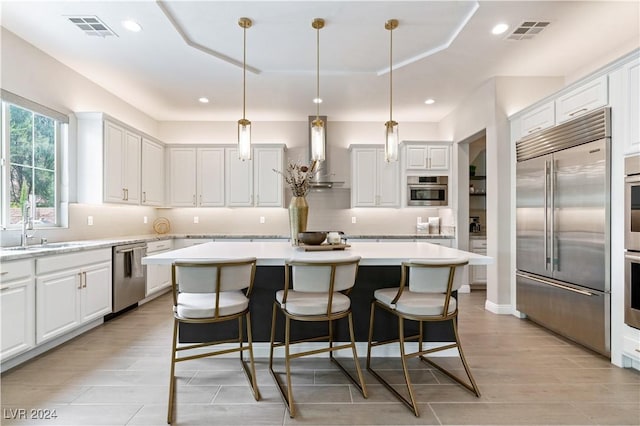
<box><xmin>112</xmin><ymin>242</ymin><xmax>147</xmax><ymax>313</ymax></box>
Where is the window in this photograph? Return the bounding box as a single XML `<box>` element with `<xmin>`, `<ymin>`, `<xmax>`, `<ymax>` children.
<box><xmin>1</xmin><ymin>91</ymin><xmax>67</xmax><ymax>228</ymax></box>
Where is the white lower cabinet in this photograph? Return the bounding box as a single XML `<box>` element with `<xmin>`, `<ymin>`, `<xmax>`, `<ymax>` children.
<box><xmin>469</xmin><ymin>239</ymin><xmax>487</xmax><ymax>284</ymax></box>
<box><xmin>36</xmin><ymin>249</ymin><xmax>112</xmax><ymax>344</ymax></box>
<box><xmin>1</xmin><ymin>259</ymin><xmax>35</xmax><ymax>361</ymax></box>
<box><xmin>146</xmin><ymin>240</ymin><xmax>173</xmax><ymax>296</ymax></box>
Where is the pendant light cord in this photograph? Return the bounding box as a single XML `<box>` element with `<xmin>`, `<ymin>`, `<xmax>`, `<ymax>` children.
<box><xmin>243</xmin><ymin>24</ymin><xmax>247</xmax><ymax>120</ymax></box>
<box><xmin>389</xmin><ymin>24</ymin><xmax>393</xmax><ymax>122</ymax></box>
<box><xmin>316</xmin><ymin>23</ymin><xmax>320</xmax><ymax>119</ymax></box>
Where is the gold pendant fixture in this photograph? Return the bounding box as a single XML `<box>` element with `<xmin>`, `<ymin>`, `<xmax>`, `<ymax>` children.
<box><xmin>238</xmin><ymin>17</ymin><xmax>252</xmax><ymax>161</ymax></box>
<box><xmin>310</xmin><ymin>18</ymin><xmax>325</xmax><ymax>162</ymax></box>
<box><xmin>384</xmin><ymin>19</ymin><xmax>399</xmax><ymax>162</ymax></box>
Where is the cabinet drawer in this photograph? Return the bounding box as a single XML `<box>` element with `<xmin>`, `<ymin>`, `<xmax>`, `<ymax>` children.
<box><xmin>471</xmin><ymin>239</ymin><xmax>487</xmax><ymax>250</ymax></box>
<box><xmin>36</xmin><ymin>249</ymin><xmax>112</xmax><ymax>275</ymax></box>
<box><xmin>556</xmin><ymin>75</ymin><xmax>608</xmax><ymax>123</ymax></box>
<box><xmin>520</xmin><ymin>102</ymin><xmax>555</xmax><ymax>137</ymax></box>
<box><xmin>1</xmin><ymin>259</ymin><xmax>34</xmax><ymax>284</ymax></box>
<box><xmin>147</xmin><ymin>240</ymin><xmax>173</xmax><ymax>253</ymax></box>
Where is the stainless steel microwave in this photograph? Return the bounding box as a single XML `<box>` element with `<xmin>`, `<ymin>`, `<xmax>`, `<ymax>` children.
<box><xmin>407</xmin><ymin>176</ymin><xmax>448</xmax><ymax>206</ymax></box>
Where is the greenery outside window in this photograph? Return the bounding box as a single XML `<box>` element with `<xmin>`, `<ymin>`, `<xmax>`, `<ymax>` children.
<box><xmin>1</xmin><ymin>91</ymin><xmax>67</xmax><ymax>229</ymax></box>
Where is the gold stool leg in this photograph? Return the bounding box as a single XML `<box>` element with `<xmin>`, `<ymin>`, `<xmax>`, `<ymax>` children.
<box><xmin>243</xmin><ymin>312</ymin><xmax>261</xmax><ymax>400</ymax></box>
<box><xmin>284</xmin><ymin>316</ymin><xmax>296</xmax><ymax>417</ymax></box>
<box><xmin>398</xmin><ymin>317</ymin><xmax>420</xmax><ymax>417</ymax></box>
<box><xmin>167</xmin><ymin>319</ymin><xmax>178</xmax><ymax>424</ymax></box>
<box><xmin>347</xmin><ymin>311</ymin><xmax>368</xmax><ymax>398</ymax></box>
<box><xmin>452</xmin><ymin>317</ymin><xmax>481</xmax><ymax>397</ymax></box>
<box><xmin>366</xmin><ymin>300</ymin><xmax>376</xmax><ymax>371</ymax></box>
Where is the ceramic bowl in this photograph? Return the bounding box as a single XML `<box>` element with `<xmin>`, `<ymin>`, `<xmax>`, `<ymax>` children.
<box><xmin>298</xmin><ymin>231</ymin><xmax>327</xmax><ymax>245</ymax></box>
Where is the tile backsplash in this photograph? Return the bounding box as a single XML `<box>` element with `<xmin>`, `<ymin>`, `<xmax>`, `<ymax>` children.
<box><xmin>1</xmin><ymin>196</ymin><xmax>456</xmax><ymax>246</ymax></box>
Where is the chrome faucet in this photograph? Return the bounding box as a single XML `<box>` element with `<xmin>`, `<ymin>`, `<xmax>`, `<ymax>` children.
<box><xmin>21</xmin><ymin>198</ymin><xmax>35</xmax><ymax>248</ymax></box>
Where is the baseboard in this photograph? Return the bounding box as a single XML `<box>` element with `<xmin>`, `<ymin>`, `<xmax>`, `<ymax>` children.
<box><xmin>458</xmin><ymin>284</ymin><xmax>471</xmax><ymax>294</ymax></box>
<box><xmin>484</xmin><ymin>299</ymin><xmax>513</xmax><ymax>315</ymax></box>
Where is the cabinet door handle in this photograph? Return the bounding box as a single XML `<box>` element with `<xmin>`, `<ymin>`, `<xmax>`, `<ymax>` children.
<box><xmin>1</xmin><ymin>271</ymin><xmax>8</xmax><ymax>276</ymax></box>
<box><xmin>193</xmin><ymin>194</ymin><xmax>196</xmax><ymax>206</ymax></box>
<box><xmin>82</xmin><ymin>272</ymin><xmax>87</xmax><ymax>288</ymax></box>
<box><xmin>199</xmin><ymin>194</ymin><xmax>202</xmax><ymax>205</ymax></box>
<box><xmin>142</xmin><ymin>192</ymin><xmax>146</xmax><ymax>203</ymax></box>
<box><xmin>527</xmin><ymin>126</ymin><xmax>542</xmax><ymax>134</ymax></box>
<box><xmin>568</xmin><ymin>107</ymin><xmax>588</xmax><ymax>117</ymax></box>
<box><xmin>77</xmin><ymin>272</ymin><xmax>83</xmax><ymax>290</ymax></box>
<box><xmin>122</xmin><ymin>188</ymin><xmax>126</xmax><ymax>201</ymax></box>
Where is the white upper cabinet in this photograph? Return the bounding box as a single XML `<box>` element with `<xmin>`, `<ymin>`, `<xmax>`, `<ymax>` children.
<box><xmin>350</xmin><ymin>146</ymin><xmax>400</xmax><ymax>208</ymax></box>
<box><xmin>226</xmin><ymin>145</ymin><xmax>284</xmax><ymax>207</ymax></box>
<box><xmin>519</xmin><ymin>101</ymin><xmax>555</xmax><ymax>139</ymax></box>
<box><xmin>404</xmin><ymin>143</ymin><xmax>450</xmax><ymax>172</ymax></box>
<box><xmin>198</xmin><ymin>148</ymin><xmax>225</xmax><ymax>207</ymax></box>
<box><xmin>169</xmin><ymin>147</ymin><xmax>197</xmax><ymax>206</ymax></box>
<box><xmin>225</xmin><ymin>148</ymin><xmax>253</xmax><ymax>206</ymax></box>
<box><xmin>141</xmin><ymin>138</ymin><xmax>165</xmax><ymax>206</ymax></box>
<box><xmin>168</xmin><ymin>147</ymin><xmax>225</xmax><ymax>207</ymax></box>
<box><xmin>104</xmin><ymin>122</ymin><xmax>140</xmax><ymax>204</ymax></box>
<box><xmin>610</xmin><ymin>57</ymin><xmax>640</xmax><ymax>155</ymax></box>
<box><xmin>555</xmin><ymin>75</ymin><xmax>608</xmax><ymax>123</ymax></box>
<box><xmin>253</xmin><ymin>146</ymin><xmax>283</xmax><ymax>207</ymax></box>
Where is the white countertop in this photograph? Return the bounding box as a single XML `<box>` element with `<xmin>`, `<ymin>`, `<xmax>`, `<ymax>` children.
<box><xmin>142</xmin><ymin>241</ymin><xmax>492</xmax><ymax>266</ymax></box>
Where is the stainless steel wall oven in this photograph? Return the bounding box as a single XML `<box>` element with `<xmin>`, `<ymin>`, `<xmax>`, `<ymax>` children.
<box><xmin>625</xmin><ymin>154</ymin><xmax>640</xmax><ymax>329</ymax></box>
<box><xmin>407</xmin><ymin>176</ymin><xmax>448</xmax><ymax>206</ymax></box>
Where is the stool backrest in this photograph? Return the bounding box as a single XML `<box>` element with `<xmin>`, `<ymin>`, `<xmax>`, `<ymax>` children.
<box><xmin>405</xmin><ymin>258</ymin><xmax>468</xmax><ymax>293</ymax></box>
<box><xmin>287</xmin><ymin>256</ymin><xmax>360</xmax><ymax>293</ymax></box>
<box><xmin>172</xmin><ymin>258</ymin><xmax>257</xmax><ymax>294</ymax></box>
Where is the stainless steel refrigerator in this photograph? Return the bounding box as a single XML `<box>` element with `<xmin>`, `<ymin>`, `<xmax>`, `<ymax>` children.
<box><xmin>516</xmin><ymin>107</ymin><xmax>610</xmax><ymax>357</ymax></box>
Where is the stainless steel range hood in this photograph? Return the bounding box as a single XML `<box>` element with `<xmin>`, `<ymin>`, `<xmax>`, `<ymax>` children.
<box><xmin>308</xmin><ymin>115</ymin><xmax>341</xmax><ymax>188</ymax></box>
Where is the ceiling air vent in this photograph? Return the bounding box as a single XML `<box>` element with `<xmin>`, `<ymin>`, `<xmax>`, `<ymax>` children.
<box><xmin>67</xmin><ymin>16</ymin><xmax>118</xmax><ymax>37</ymax></box>
<box><xmin>506</xmin><ymin>21</ymin><xmax>550</xmax><ymax>41</ymax></box>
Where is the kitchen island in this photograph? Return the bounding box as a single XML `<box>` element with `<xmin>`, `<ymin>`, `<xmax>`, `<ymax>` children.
<box><xmin>143</xmin><ymin>241</ymin><xmax>492</xmax><ymax>344</ymax></box>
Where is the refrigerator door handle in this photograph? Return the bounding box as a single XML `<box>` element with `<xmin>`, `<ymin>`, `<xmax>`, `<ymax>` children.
<box><xmin>550</xmin><ymin>159</ymin><xmax>556</xmax><ymax>272</ymax></box>
<box><xmin>544</xmin><ymin>160</ymin><xmax>549</xmax><ymax>271</ymax></box>
<box><xmin>516</xmin><ymin>272</ymin><xmax>595</xmax><ymax>296</ymax></box>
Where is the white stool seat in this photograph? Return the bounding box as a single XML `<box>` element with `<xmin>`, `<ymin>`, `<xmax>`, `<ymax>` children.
<box><xmin>177</xmin><ymin>291</ymin><xmax>249</xmax><ymax>318</ymax></box>
<box><xmin>374</xmin><ymin>288</ymin><xmax>457</xmax><ymax>316</ymax></box>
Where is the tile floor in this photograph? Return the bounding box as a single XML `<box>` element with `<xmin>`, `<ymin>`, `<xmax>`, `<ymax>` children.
<box><xmin>1</xmin><ymin>291</ymin><xmax>639</xmax><ymax>425</ymax></box>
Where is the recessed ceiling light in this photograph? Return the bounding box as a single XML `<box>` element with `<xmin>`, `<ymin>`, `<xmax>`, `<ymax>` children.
<box><xmin>424</xmin><ymin>98</ymin><xmax>435</xmax><ymax>105</ymax></box>
<box><xmin>313</xmin><ymin>98</ymin><xmax>323</xmax><ymax>104</ymax></box>
<box><xmin>492</xmin><ymin>23</ymin><xmax>509</xmax><ymax>35</ymax></box>
<box><xmin>198</xmin><ymin>97</ymin><xmax>209</xmax><ymax>104</ymax></box>
<box><xmin>122</xmin><ymin>20</ymin><xmax>142</xmax><ymax>32</ymax></box>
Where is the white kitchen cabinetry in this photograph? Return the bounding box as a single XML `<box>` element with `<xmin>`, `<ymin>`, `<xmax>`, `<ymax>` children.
<box><xmin>35</xmin><ymin>249</ymin><xmax>111</xmax><ymax>344</ymax></box>
<box><xmin>350</xmin><ymin>146</ymin><xmax>400</xmax><ymax>208</ymax></box>
<box><xmin>168</xmin><ymin>147</ymin><xmax>225</xmax><ymax>207</ymax></box>
<box><xmin>1</xmin><ymin>259</ymin><xmax>35</xmax><ymax>362</ymax></box>
<box><xmin>622</xmin><ymin>327</ymin><xmax>640</xmax><ymax>367</ymax></box>
<box><xmin>519</xmin><ymin>101</ymin><xmax>555</xmax><ymax>138</ymax></box>
<box><xmin>104</xmin><ymin>121</ymin><xmax>141</xmax><ymax>204</ymax></box>
<box><xmin>77</xmin><ymin>113</ymin><xmax>164</xmax><ymax>205</ymax></box>
<box><xmin>173</xmin><ymin>238</ymin><xmax>214</xmax><ymax>249</ymax></box>
<box><xmin>146</xmin><ymin>240</ymin><xmax>173</xmax><ymax>296</ymax></box>
<box><xmin>404</xmin><ymin>143</ymin><xmax>450</xmax><ymax>172</ymax></box>
<box><xmin>555</xmin><ymin>75</ymin><xmax>608</xmax><ymax>124</ymax></box>
<box><xmin>610</xmin><ymin>57</ymin><xmax>640</xmax><ymax>155</ymax></box>
<box><xmin>469</xmin><ymin>238</ymin><xmax>487</xmax><ymax>285</ymax></box>
<box><xmin>226</xmin><ymin>145</ymin><xmax>284</xmax><ymax>207</ymax></box>
<box><xmin>141</xmin><ymin>138</ymin><xmax>165</xmax><ymax>206</ymax></box>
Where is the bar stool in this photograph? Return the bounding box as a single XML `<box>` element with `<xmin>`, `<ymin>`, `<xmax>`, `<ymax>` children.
<box><xmin>366</xmin><ymin>257</ymin><xmax>480</xmax><ymax>417</ymax></box>
<box><xmin>269</xmin><ymin>256</ymin><xmax>368</xmax><ymax>417</ymax></box>
<box><xmin>167</xmin><ymin>258</ymin><xmax>260</xmax><ymax>424</ymax></box>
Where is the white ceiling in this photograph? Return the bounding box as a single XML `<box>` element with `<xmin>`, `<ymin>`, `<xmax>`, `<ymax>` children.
<box><xmin>1</xmin><ymin>1</ymin><xmax>639</xmax><ymax>122</ymax></box>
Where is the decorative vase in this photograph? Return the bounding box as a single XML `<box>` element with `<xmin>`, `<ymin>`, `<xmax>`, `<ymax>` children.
<box><xmin>288</xmin><ymin>196</ymin><xmax>308</xmax><ymax>246</ymax></box>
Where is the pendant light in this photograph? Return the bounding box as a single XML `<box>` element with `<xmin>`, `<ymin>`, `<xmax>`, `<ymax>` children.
<box><xmin>384</xmin><ymin>19</ymin><xmax>399</xmax><ymax>162</ymax></box>
<box><xmin>310</xmin><ymin>18</ymin><xmax>325</xmax><ymax>162</ymax></box>
<box><xmin>238</xmin><ymin>17</ymin><xmax>252</xmax><ymax>161</ymax></box>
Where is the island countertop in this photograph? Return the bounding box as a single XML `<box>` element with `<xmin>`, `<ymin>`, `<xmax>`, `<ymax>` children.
<box><xmin>142</xmin><ymin>240</ymin><xmax>492</xmax><ymax>266</ymax></box>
